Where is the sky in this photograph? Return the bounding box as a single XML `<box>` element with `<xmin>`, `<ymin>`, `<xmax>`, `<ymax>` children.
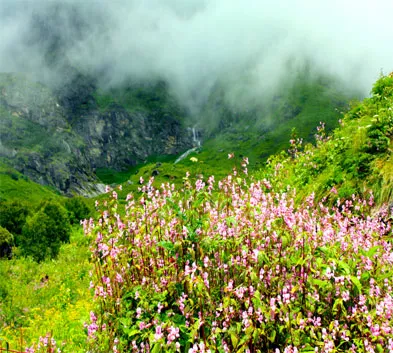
<box><xmin>1</xmin><ymin>0</ymin><xmax>392</xmax><ymax>110</ymax></box>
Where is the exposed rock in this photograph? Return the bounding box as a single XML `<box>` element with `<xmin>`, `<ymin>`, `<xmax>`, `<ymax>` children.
<box><xmin>0</xmin><ymin>72</ymin><xmax>192</xmax><ymax>195</ymax></box>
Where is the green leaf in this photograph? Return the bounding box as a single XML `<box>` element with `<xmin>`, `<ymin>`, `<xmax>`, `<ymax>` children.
<box><xmin>336</xmin><ymin>259</ymin><xmax>351</xmax><ymax>275</ymax></box>
<box><xmin>157</xmin><ymin>241</ymin><xmax>175</xmax><ymax>252</ymax></box>
<box><xmin>350</xmin><ymin>275</ymin><xmax>362</xmax><ymax>294</ymax></box>
<box><xmin>269</xmin><ymin>329</ymin><xmax>276</xmax><ymax>343</ymax></box>
<box><xmin>300</xmin><ymin>346</ymin><xmax>318</xmax><ymax>353</ymax></box>
<box><xmin>231</xmin><ymin>333</ymin><xmax>239</xmax><ymax>348</ymax></box>
<box><xmin>332</xmin><ymin>298</ymin><xmax>343</xmax><ymax>315</ymax></box>
<box><xmin>127</xmin><ymin>329</ymin><xmax>141</xmax><ymax>337</ymax></box>
<box><xmin>364</xmin><ymin>245</ymin><xmax>380</xmax><ymax>258</ymax></box>
<box><xmin>151</xmin><ymin>342</ymin><xmax>162</xmax><ymax>353</ymax></box>
<box><xmin>312</xmin><ymin>278</ymin><xmax>330</xmax><ymax>289</ymax></box>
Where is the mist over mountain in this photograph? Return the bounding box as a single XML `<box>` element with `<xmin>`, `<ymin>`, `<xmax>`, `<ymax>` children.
<box><xmin>1</xmin><ymin>0</ymin><xmax>392</xmax><ymax>111</ymax></box>
<box><xmin>1</xmin><ymin>0</ymin><xmax>392</xmax><ymax>195</ymax></box>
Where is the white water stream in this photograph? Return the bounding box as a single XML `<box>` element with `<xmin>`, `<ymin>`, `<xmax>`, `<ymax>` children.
<box><xmin>174</xmin><ymin>126</ymin><xmax>201</xmax><ymax>164</ymax></box>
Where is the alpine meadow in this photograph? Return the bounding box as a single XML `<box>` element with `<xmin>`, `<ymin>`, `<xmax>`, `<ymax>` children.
<box><xmin>0</xmin><ymin>1</ymin><xmax>392</xmax><ymax>352</ymax></box>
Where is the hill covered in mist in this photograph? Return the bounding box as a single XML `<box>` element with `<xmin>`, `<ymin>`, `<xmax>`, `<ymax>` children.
<box><xmin>0</xmin><ymin>0</ymin><xmax>392</xmax><ymax>195</ymax></box>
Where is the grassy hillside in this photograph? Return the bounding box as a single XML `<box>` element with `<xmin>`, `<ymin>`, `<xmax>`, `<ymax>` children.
<box><xmin>93</xmin><ymin>80</ymin><xmax>187</xmax><ymax>124</ymax></box>
<box><xmin>0</xmin><ymin>163</ymin><xmax>61</xmax><ymax>203</ymax></box>
<box><xmin>94</xmin><ymin>73</ymin><xmax>355</xmax><ymax>197</ymax></box>
<box><xmin>258</xmin><ymin>72</ymin><xmax>393</xmax><ymax>205</ymax></box>
<box><xmin>0</xmin><ymin>228</ymin><xmax>92</xmax><ymax>352</ymax></box>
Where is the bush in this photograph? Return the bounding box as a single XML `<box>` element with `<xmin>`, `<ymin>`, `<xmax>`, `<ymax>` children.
<box><xmin>19</xmin><ymin>201</ymin><xmax>70</xmax><ymax>262</ymax></box>
<box><xmin>64</xmin><ymin>196</ymin><xmax>92</xmax><ymax>225</ymax></box>
<box><xmin>0</xmin><ymin>226</ymin><xmax>13</xmax><ymax>259</ymax></box>
<box><xmin>20</xmin><ymin>211</ymin><xmax>61</xmax><ymax>262</ymax></box>
<box><xmin>0</xmin><ymin>201</ymin><xmax>30</xmax><ymax>239</ymax></box>
<box><xmin>84</xmin><ymin>173</ymin><xmax>393</xmax><ymax>352</ymax></box>
<box><xmin>40</xmin><ymin>201</ymin><xmax>71</xmax><ymax>243</ymax></box>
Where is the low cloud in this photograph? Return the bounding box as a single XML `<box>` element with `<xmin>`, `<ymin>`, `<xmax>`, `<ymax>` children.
<box><xmin>1</xmin><ymin>0</ymin><xmax>392</xmax><ymax>110</ymax></box>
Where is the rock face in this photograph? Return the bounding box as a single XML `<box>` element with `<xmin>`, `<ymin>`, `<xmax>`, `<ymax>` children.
<box><xmin>74</xmin><ymin>106</ymin><xmax>191</xmax><ymax>170</ymax></box>
<box><xmin>0</xmin><ymin>73</ymin><xmax>192</xmax><ymax>195</ymax></box>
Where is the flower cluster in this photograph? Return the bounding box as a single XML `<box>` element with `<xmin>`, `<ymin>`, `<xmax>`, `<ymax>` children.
<box><xmin>84</xmin><ymin>168</ymin><xmax>392</xmax><ymax>352</ymax></box>
<box><xmin>25</xmin><ymin>333</ymin><xmax>61</xmax><ymax>353</ymax></box>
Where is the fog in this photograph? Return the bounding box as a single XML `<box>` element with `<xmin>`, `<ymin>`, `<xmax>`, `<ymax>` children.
<box><xmin>1</xmin><ymin>0</ymin><xmax>392</xmax><ymax>110</ymax></box>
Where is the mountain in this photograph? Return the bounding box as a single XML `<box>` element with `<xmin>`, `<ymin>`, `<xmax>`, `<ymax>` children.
<box><xmin>0</xmin><ymin>72</ymin><xmax>193</xmax><ymax>195</ymax></box>
<box><xmin>0</xmin><ymin>2</ymin><xmax>357</xmax><ymax>196</ymax></box>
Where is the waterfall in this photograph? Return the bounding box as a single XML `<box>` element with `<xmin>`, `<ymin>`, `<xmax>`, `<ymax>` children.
<box><xmin>174</xmin><ymin>147</ymin><xmax>199</xmax><ymax>164</ymax></box>
<box><xmin>174</xmin><ymin>126</ymin><xmax>201</xmax><ymax>164</ymax></box>
<box><xmin>192</xmin><ymin>127</ymin><xmax>201</xmax><ymax>147</ymax></box>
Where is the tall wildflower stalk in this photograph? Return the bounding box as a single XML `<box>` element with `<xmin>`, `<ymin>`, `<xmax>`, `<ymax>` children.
<box><xmin>83</xmin><ymin>158</ymin><xmax>393</xmax><ymax>353</ymax></box>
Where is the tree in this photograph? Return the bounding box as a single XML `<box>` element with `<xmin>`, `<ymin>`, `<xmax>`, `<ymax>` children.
<box><xmin>0</xmin><ymin>226</ymin><xmax>14</xmax><ymax>259</ymax></box>
<box><xmin>20</xmin><ymin>211</ymin><xmax>61</xmax><ymax>262</ymax></box>
<box><xmin>19</xmin><ymin>201</ymin><xmax>71</xmax><ymax>262</ymax></box>
<box><xmin>64</xmin><ymin>196</ymin><xmax>92</xmax><ymax>224</ymax></box>
<box><xmin>0</xmin><ymin>201</ymin><xmax>29</xmax><ymax>242</ymax></box>
<box><xmin>41</xmin><ymin>201</ymin><xmax>71</xmax><ymax>243</ymax></box>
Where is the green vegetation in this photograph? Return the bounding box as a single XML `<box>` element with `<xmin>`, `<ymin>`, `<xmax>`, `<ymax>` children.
<box><xmin>0</xmin><ymin>200</ymin><xmax>29</xmax><ymax>237</ymax></box>
<box><xmin>19</xmin><ymin>202</ymin><xmax>70</xmax><ymax>262</ymax></box>
<box><xmin>0</xmin><ymin>164</ymin><xmax>61</xmax><ymax>203</ymax></box>
<box><xmin>64</xmin><ymin>197</ymin><xmax>92</xmax><ymax>225</ymax></box>
<box><xmin>93</xmin><ymin>81</ymin><xmax>186</xmax><ymax>123</ymax></box>
<box><xmin>0</xmin><ymin>226</ymin><xmax>13</xmax><ymax>259</ymax></box>
<box><xmin>0</xmin><ymin>73</ymin><xmax>392</xmax><ymax>352</ymax></box>
<box><xmin>258</xmin><ymin>73</ymin><xmax>393</xmax><ymax>205</ymax></box>
<box><xmin>84</xmin><ymin>164</ymin><xmax>393</xmax><ymax>352</ymax></box>
<box><xmin>0</xmin><ymin>228</ymin><xmax>92</xmax><ymax>352</ymax></box>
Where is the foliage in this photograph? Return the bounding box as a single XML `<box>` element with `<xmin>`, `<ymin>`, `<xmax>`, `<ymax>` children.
<box><xmin>64</xmin><ymin>196</ymin><xmax>92</xmax><ymax>225</ymax></box>
<box><xmin>40</xmin><ymin>201</ymin><xmax>71</xmax><ymax>243</ymax></box>
<box><xmin>0</xmin><ymin>228</ymin><xmax>92</xmax><ymax>353</ymax></box>
<box><xmin>259</xmin><ymin>73</ymin><xmax>393</xmax><ymax>206</ymax></box>
<box><xmin>0</xmin><ymin>226</ymin><xmax>13</xmax><ymax>259</ymax></box>
<box><xmin>20</xmin><ymin>211</ymin><xmax>62</xmax><ymax>262</ymax></box>
<box><xmin>19</xmin><ymin>202</ymin><xmax>70</xmax><ymax>262</ymax></box>
<box><xmin>0</xmin><ymin>200</ymin><xmax>29</xmax><ymax>239</ymax></box>
<box><xmin>84</xmin><ymin>163</ymin><xmax>393</xmax><ymax>352</ymax></box>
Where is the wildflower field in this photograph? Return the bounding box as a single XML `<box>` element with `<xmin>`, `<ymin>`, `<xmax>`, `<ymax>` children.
<box><xmin>0</xmin><ymin>74</ymin><xmax>392</xmax><ymax>353</ymax></box>
<box><xmin>81</xmin><ymin>162</ymin><xmax>393</xmax><ymax>353</ymax></box>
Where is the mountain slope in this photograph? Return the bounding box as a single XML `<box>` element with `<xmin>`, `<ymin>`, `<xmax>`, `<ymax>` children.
<box><xmin>258</xmin><ymin>72</ymin><xmax>393</xmax><ymax>206</ymax></box>
<box><xmin>0</xmin><ymin>73</ymin><xmax>192</xmax><ymax>195</ymax></box>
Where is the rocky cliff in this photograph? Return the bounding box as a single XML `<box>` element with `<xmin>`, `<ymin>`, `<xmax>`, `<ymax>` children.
<box><xmin>0</xmin><ymin>73</ymin><xmax>193</xmax><ymax>195</ymax></box>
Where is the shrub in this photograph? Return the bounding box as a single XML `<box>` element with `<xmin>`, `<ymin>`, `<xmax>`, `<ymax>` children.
<box><xmin>84</xmin><ymin>169</ymin><xmax>393</xmax><ymax>353</ymax></box>
<box><xmin>20</xmin><ymin>210</ymin><xmax>62</xmax><ymax>262</ymax></box>
<box><xmin>40</xmin><ymin>201</ymin><xmax>71</xmax><ymax>243</ymax></box>
<box><xmin>19</xmin><ymin>201</ymin><xmax>70</xmax><ymax>262</ymax></box>
<box><xmin>64</xmin><ymin>196</ymin><xmax>92</xmax><ymax>225</ymax></box>
<box><xmin>0</xmin><ymin>201</ymin><xmax>29</xmax><ymax>239</ymax></box>
<box><xmin>0</xmin><ymin>226</ymin><xmax>13</xmax><ymax>259</ymax></box>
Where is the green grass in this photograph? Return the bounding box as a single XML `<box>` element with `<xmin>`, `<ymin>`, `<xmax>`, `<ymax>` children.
<box><xmin>93</xmin><ymin>81</ymin><xmax>186</xmax><ymax>124</ymax></box>
<box><xmin>0</xmin><ymin>163</ymin><xmax>61</xmax><ymax>203</ymax></box>
<box><xmin>256</xmin><ymin>73</ymin><xmax>393</xmax><ymax>205</ymax></box>
<box><xmin>0</xmin><ymin>227</ymin><xmax>92</xmax><ymax>352</ymax></box>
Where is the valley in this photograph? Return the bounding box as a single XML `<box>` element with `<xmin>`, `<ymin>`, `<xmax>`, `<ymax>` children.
<box><xmin>0</xmin><ymin>1</ymin><xmax>392</xmax><ymax>352</ymax></box>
